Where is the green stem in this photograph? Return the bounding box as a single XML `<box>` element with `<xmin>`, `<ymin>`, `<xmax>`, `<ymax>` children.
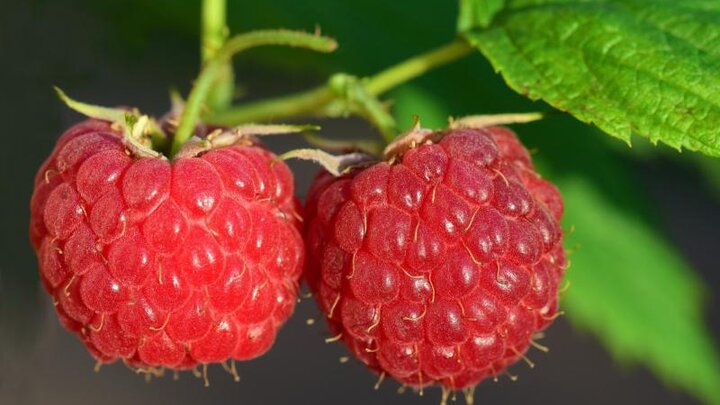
<box><xmin>171</xmin><ymin>30</ymin><xmax>337</xmax><ymax>157</ymax></box>
<box><xmin>211</xmin><ymin>87</ymin><xmax>335</xmax><ymax>124</ymax></box>
<box><xmin>355</xmin><ymin>94</ymin><xmax>397</xmax><ymax>144</ymax></box>
<box><xmin>219</xmin><ymin>30</ymin><xmax>337</xmax><ymax>59</ymax></box>
<box><xmin>201</xmin><ymin>0</ymin><xmax>226</xmax><ymax>63</ymax></box>
<box><xmin>202</xmin><ymin>0</ymin><xmax>233</xmax><ymax>111</ymax></box>
<box><xmin>364</xmin><ymin>40</ymin><xmax>471</xmax><ymax>95</ymax></box>
<box><xmin>328</xmin><ymin>74</ymin><xmax>398</xmax><ymax>143</ymax></box>
<box><xmin>206</xmin><ymin>39</ymin><xmax>472</xmax><ymax>128</ymax></box>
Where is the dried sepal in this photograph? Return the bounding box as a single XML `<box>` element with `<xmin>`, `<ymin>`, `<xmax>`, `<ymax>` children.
<box><xmin>382</xmin><ymin>118</ymin><xmax>437</xmax><ymax>161</ymax></box>
<box><xmin>304</xmin><ymin>133</ymin><xmax>383</xmax><ymax>156</ymax></box>
<box><xmin>55</xmin><ymin>86</ymin><xmax>166</xmax><ymax>158</ymax></box>
<box><xmin>450</xmin><ymin>112</ymin><xmax>544</xmax><ymax>129</ymax></box>
<box><xmin>175</xmin><ymin>123</ymin><xmax>319</xmax><ymax>158</ymax></box>
<box><xmin>279</xmin><ymin>149</ymin><xmax>374</xmax><ymax>176</ymax></box>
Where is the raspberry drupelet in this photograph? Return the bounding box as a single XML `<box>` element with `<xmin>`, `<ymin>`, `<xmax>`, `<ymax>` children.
<box><xmin>30</xmin><ymin>119</ymin><xmax>304</xmax><ymax>373</ymax></box>
<box><xmin>304</xmin><ymin>126</ymin><xmax>566</xmax><ymax>396</ymax></box>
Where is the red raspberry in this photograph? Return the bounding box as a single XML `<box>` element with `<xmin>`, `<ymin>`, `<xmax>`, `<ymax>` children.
<box><xmin>30</xmin><ymin>119</ymin><xmax>304</xmax><ymax>372</ymax></box>
<box><xmin>305</xmin><ymin>126</ymin><xmax>565</xmax><ymax>394</ymax></box>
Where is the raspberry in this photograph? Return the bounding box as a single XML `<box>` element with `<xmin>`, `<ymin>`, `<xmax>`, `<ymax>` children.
<box><xmin>304</xmin><ymin>126</ymin><xmax>566</xmax><ymax>394</ymax></box>
<box><xmin>30</xmin><ymin>119</ymin><xmax>304</xmax><ymax>372</ymax></box>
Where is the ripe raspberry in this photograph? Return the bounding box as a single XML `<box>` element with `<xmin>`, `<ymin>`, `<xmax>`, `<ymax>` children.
<box><xmin>30</xmin><ymin>118</ymin><xmax>304</xmax><ymax>372</ymax></box>
<box><xmin>305</xmin><ymin>126</ymin><xmax>566</xmax><ymax>394</ymax></box>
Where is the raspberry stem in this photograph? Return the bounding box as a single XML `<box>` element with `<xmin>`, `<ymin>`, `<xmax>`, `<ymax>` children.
<box><xmin>206</xmin><ymin>40</ymin><xmax>472</xmax><ymax>138</ymax></box>
<box><xmin>205</xmin><ymin>86</ymin><xmax>336</xmax><ymax>127</ymax></box>
<box><xmin>327</xmin><ymin>73</ymin><xmax>398</xmax><ymax>143</ymax></box>
<box><xmin>171</xmin><ymin>29</ymin><xmax>338</xmax><ymax>157</ymax></box>
<box><xmin>364</xmin><ymin>40</ymin><xmax>472</xmax><ymax>95</ymax></box>
<box><xmin>202</xmin><ymin>0</ymin><xmax>233</xmax><ymax>112</ymax></box>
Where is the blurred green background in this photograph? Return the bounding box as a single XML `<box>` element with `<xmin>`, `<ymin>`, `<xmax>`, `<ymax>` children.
<box><xmin>1</xmin><ymin>0</ymin><xmax>718</xmax><ymax>404</ymax></box>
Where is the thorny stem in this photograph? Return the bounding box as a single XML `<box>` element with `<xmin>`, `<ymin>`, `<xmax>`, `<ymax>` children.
<box><xmin>202</xmin><ymin>0</ymin><xmax>233</xmax><ymax>111</ymax></box>
<box><xmin>206</xmin><ymin>39</ymin><xmax>473</xmax><ymax>141</ymax></box>
<box><xmin>171</xmin><ymin>30</ymin><xmax>337</xmax><ymax>157</ymax></box>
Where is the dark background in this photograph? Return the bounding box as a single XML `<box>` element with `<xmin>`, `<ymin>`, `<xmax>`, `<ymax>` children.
<box><xmin>1</xmin><ymin>1</ymin><xmax>718</xmax><ymax>404</ymax></box>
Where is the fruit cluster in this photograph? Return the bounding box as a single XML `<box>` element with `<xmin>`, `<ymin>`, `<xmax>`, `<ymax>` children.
<box><xmin>30</xmin><ymin>111</ymin><xmax>565</xmax><ymax>397</ymax></box>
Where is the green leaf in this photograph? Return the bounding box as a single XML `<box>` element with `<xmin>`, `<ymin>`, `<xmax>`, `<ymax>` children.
<box><xmin>460</xmin><ymin>0</ymin><xmax>720</xmax><ymax>157</ymax></box>
<box><xmin>560</xmin><ymin>177</ymin><xmax>720</xmax><ymax>405</ymax></box>
<box><xmin>457</xmin><ymin>0</ymin><xmax>506</xmax><ymax>30</ymax></box>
